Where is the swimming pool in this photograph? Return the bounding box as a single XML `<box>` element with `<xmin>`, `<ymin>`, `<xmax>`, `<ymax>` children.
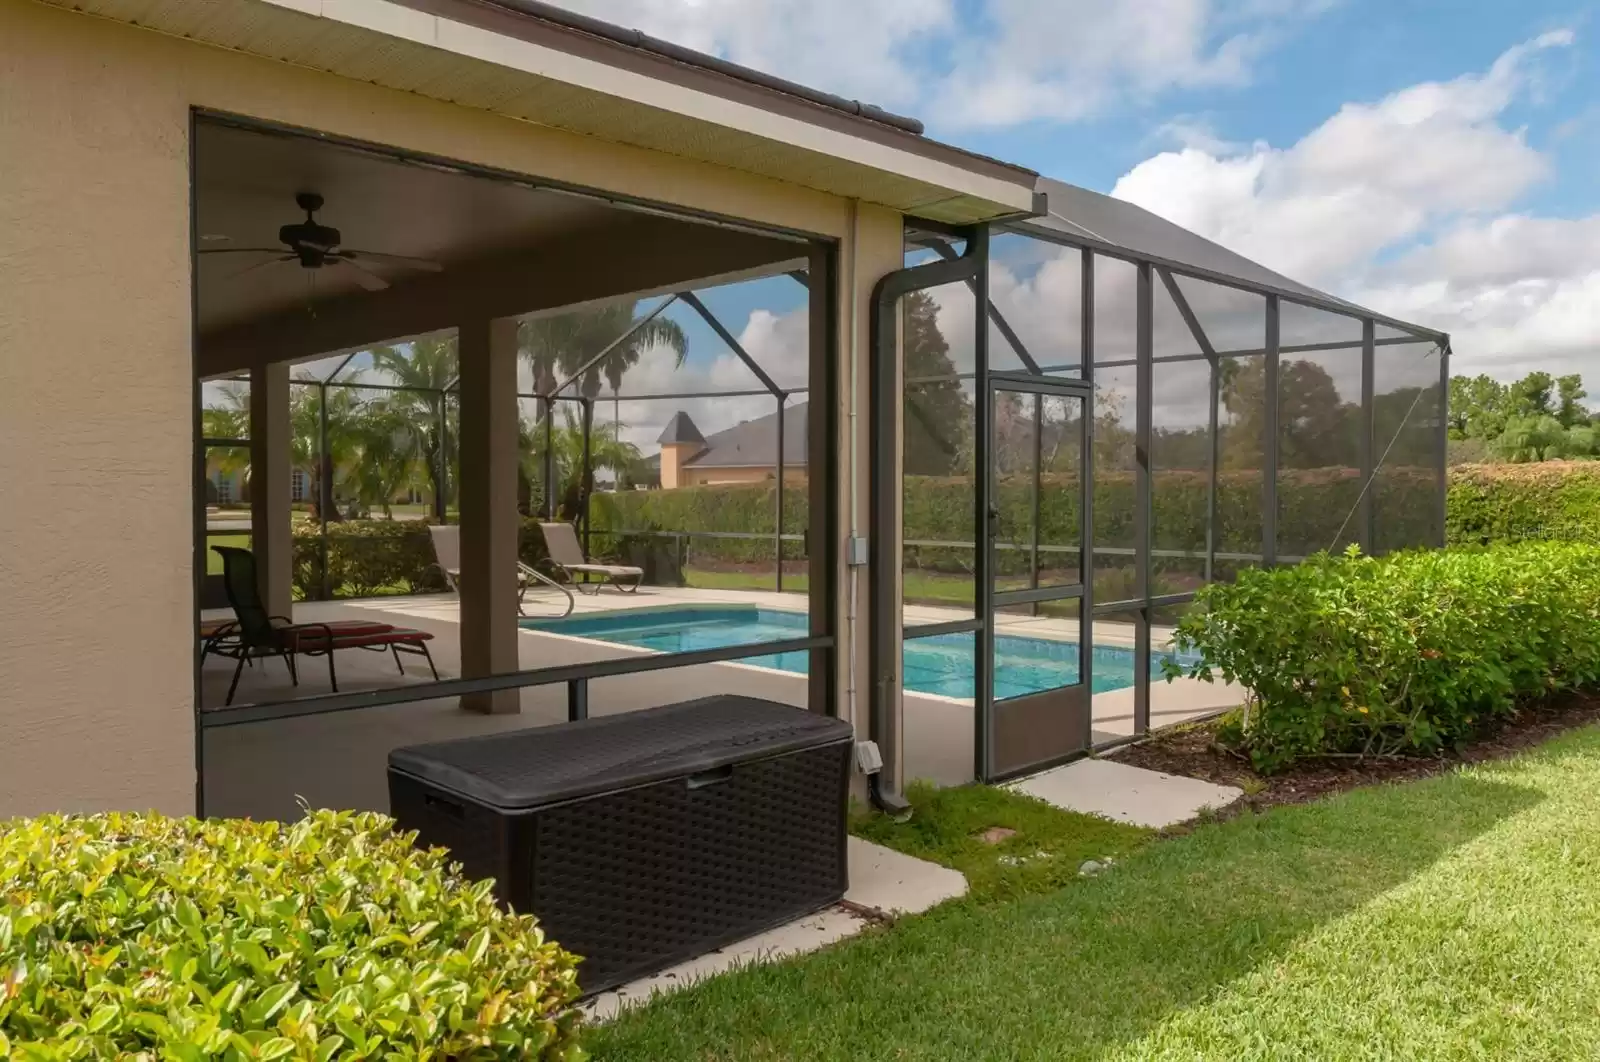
<box><xmin>520</xmin><ymin>606</ymin><xmax>1179</xmax><ymax>700</ymax></box>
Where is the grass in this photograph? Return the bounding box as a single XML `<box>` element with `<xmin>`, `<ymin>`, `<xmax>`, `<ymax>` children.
<box><xmin>851</xmin><ymin>782</ymin><xmax>1151</xmax><ymax>905</ymax></box>
<box><xmin>203</xmin><ymin>533</ymin><xmax>250</xmax><ymax>574</ymax></box>
<box><xmin>681</xmin><ymin>566</ymin><xmax>975</xmax><ymax>607</ymax></box>
<box><xmin>683</xmin><ymin>568</ymin><xmax>809</xmax><ymax>594</ymax></box>
<box><xmin>590</xmin><ymin>725</ymin><xmax>1600</xmax><ymax>1061</ymax></box>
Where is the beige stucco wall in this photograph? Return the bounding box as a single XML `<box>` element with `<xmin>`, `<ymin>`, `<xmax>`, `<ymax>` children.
<box><xmin>0</xmin><ymin>0</ymin><xmax>908</xmax><ymax>815</ymax></box>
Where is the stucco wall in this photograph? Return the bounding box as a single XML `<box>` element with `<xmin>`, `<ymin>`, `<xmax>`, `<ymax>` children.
<box><xmin>0</xmin><ymin>0</ymin><xmax>907</xmax><ymax>814</ymax></box>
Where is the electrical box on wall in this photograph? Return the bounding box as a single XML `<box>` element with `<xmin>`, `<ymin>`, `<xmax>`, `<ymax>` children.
<box><xmin>846</xmin><ymin>536</ymin><xmax>869</xmax><ymax>567</ymax></box>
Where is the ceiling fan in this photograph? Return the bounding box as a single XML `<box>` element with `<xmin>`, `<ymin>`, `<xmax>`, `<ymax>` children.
<box><xmin>199</xmin><ymin>192</ymin><xmax>444</xmax><ymax>292</ymax></box>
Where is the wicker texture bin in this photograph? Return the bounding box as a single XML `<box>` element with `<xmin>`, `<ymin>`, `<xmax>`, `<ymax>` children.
<box><xmin>387</xmin><ymin>695</ymin><xmax>853</xmax><ymax>994</ymax></box>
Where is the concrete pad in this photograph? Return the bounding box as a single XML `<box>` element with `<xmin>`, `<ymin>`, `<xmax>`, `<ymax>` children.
<box><xmin>844</xmin><ymin>836</ymin><xmax>967</xmax><ymax>916</ymax></box>
<box><xmin>1010</xmin><ymin>757</ymin><xmax>1242</xmax><ymax>829</ymax></box>
<box><xmin>583</xmin><ymin>838</ymin><xmax>965</xmax><ymax>1020</ymax></box>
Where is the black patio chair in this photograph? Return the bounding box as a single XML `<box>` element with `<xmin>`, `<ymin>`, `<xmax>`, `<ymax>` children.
<box><xmin>211</xmin><ymin>546</ymin><xmax>334</xmax><ymax>705</ymax></box>
<box><xmin>210</xmin><ymin>546</ymin><xmax>441</xmax><ymax>707</ymax></box>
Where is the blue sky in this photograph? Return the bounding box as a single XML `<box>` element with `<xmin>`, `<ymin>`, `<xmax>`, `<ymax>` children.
<box><xmin>961</xmin><ymin>2</ymin><xmax>1597</xmax><ymax>213</ymax></box>
<box><xmin>546</xmin><ymin>0</ymin><xmax>1600</xmax><ymax>395</ymax></box>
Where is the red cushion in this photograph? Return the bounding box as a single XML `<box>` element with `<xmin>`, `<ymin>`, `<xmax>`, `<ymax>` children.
<box><xmin>201</xmin><ymin>618</ymin><xmax>396</xmax><ymax>640</ymax></box>
<box><xmin>286</xmin><ymin>626</ymin><xmax>433</xmax><ymax>650</ymax></box>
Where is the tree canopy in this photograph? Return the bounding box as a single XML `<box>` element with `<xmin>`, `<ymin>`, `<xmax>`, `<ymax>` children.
<box><xmin>1449</xmin><ymin>370</ymin><xmax>1596</xmax><ymax>463</ymax></box>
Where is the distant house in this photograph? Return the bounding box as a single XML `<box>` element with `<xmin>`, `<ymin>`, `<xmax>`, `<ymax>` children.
<box><xmin>654</xmin><ymin>406</ymin><xmax>808</xmax><ymax>488</ymax></box>
<box><xmin>203</xmin><ymin>456</ymin><xmax>311</xmax><ymax>507</ymax></box>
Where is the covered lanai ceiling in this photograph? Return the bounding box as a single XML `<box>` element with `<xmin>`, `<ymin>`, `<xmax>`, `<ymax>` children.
<box><xmin>194</xmin><ymin>118</ymin><xmax>806</xmax><ymax>376</ymax></box>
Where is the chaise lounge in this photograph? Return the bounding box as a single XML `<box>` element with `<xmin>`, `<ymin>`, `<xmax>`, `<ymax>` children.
<box><xmin>539</xmin><ymin>521</ymin><xmax>644</xmax><ymax>595</ymax></box>
<box><xmin>209</xmin><ymin>546</ymin><xmax>438</xmax><ymax>705</ymax></box>
<box><xmin>426</xmin><ymin>524</ymin><xmax>573</xmax><ymax>617</ymax></box>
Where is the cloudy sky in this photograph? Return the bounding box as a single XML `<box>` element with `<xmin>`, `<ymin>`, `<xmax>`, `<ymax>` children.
<box><xmin>548</xmin><ymin>0</ymin><xmax>1598</xmax><ymax>400</ymax></box>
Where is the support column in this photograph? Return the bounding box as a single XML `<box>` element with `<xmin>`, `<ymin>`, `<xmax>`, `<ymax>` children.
<box><xmin>249</xmin><ymin>362</ymin><xmax>293</xmax><ymax>618</ymax></box>
<box><xmin>457</xmin><ymin>317</ymin><xmax>522</xmax><ymax>714</ymax></box>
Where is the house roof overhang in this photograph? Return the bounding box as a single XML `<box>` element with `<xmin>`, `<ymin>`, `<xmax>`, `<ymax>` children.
<box><xmin>42</xmin><ymin>0</ymin><xmax>1041</xmax><ymax>225</ymax></box>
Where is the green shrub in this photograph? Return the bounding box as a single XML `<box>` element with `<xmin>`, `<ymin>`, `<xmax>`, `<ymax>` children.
<box><xmin>0</xmin><ymin>810</ymin><xmax>585</xmax><ymax>1061</ymax></box>
<box><xmin>1446</xmin><ymin>461</ymin><xmax>1600</xmax><ymax>545</ymax></box>
<box><xmin>281</xmin><ymin>461</ymin><xmax>1451</xmax><ymax>600</ymax></box>
<box><xmin>1167</xmin><ymin>542</ymin><xmax>1600</xmax><ymax>771</ymax></box>
<box><xmin>291</xmin><ymin>522</ymin><xmax>450</xmax><ymax>600</ymax></box>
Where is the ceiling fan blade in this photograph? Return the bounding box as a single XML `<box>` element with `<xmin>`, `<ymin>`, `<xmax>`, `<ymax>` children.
<box><xmin>222</xmin><ymin>255</ymin><xmax>296</xmax><ymax>281</ymax></box>
<box><xmin>198</xmin><ymin>248</ymin><xmax>290</xmax><ymax>256</ymax></box>
<box><xmin>333</xmin><ymin>258</ymin><xmax>391</xmax><ymax>292</ymax></box>
<box><xmin>338</xmin><ymin>249</ymin><xmax>444</xmax><ymax>272</ymax></box>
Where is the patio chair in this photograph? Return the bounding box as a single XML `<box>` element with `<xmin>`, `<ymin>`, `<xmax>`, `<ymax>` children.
<box><xmin>538</xmin><ymin>521</ymin><xmax>643</xmax><ymax>595</ymax></box>
<box><xmin>210</xmin><ymin>546</ymin><xmax>437</xmax><ymax>705</ymax></box>
<box><xmin>426</xmin><ymin>524</ymin><xmax>573</xmax><ymax>618</ymax></box>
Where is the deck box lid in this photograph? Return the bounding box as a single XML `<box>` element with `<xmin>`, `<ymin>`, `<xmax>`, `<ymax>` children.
<box><xmin>387</xmin><ymin>695</ymin><xmax>853</xmax><ymax>809</ymax></box>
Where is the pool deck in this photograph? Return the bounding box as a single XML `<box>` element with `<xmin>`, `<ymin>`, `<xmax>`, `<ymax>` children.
<box><xmin>200</xmin><ymin>584</ymin><xmax>1241</xmax><ymax>819</ymax></box>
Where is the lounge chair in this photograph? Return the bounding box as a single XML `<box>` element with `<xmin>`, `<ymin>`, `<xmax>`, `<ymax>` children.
<box><xmin>539</xmin><ymin>521</ymin><xmax>644</xmax><ymax>594</ymax></box>
<box><xmin>426</xmin><ymin>524</ymin><xmax>573</xmax><ymax>617</ymax></box>
<box><xmin>209</xmin><ymin>546</ymin><xmax>437</xmax><ymax>705</ymax></box>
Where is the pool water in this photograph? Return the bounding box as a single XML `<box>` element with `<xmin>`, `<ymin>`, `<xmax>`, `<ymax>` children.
<box><xmin>521</xmin><ymin>607</ymin><xmax>1179</xmax><ymax>701</ymax></box>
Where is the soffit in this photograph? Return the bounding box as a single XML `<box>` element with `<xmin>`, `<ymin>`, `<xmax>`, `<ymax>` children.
<box><xmin>38</xmin><ymin>0</ymin><xmax>1039</xmax><ymax>224</ymax></box>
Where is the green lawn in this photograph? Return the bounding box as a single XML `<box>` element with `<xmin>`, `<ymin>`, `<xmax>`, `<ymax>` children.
<box><xmin>203</xmin><ymin>533</ymin><xmax>251</xmax><ymax>574</ymax></box>
<box><xmin>592</xmin><ymin>727</ymin><xmax>1600</xmax><ymax>1061</ymax></box>
<box><xmin>851</xmin><ymin>782</ymin><xmax>1151</xmax><ymax>905</ymax></box>
<box><xmin>682</xmin><ymin>566</ymin><xmax>975</xmax><ymax>607</ymax></box>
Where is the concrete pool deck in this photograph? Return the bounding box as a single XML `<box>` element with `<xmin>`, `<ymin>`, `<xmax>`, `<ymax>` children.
<box><xmin>199</xmin><ymin>585</ymin><xmax>1242</xmax><ymax>818</ymax></box>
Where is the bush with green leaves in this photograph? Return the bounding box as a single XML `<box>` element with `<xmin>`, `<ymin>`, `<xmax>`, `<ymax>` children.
<box><xmin>1446</xmin><ymin>460</ymin><xmax>1600</xmax><ymax>546</ymax></box>
<box><xmin>0</xmin><ymin>810</ymin><xmax>585</xmax><ymax>1061</ymax></box>
<box><xmin>289</xmin><ymin>520</ymin><xmax>567</xmax><ymax>601</ymax></box>
<box><xmin>1167</xmin><ymin>542</ymin><xmax>1600</xmax><ymax>772</ymax></box>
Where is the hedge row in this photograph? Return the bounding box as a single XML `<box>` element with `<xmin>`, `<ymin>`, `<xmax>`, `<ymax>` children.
<box><xmin>281</xmin><ymin>462</ymin><xmax>1599</xmax><ymax>599</ymax></box>
<box><xmin>1444</xmin><ymin>460</ymin><xmax>1600</xmax><ymax>545</ymax></box>
<box><xmin>589</xmin><ymin>466</ymin><xmax>1443</xmax><ymax>576</ymax></box>
<box><xmin>1169</xmin><ymin>541</ymin><xmax>1600</xmax><ymax>771</ymax></box>
<box><xmin>289</xmin><ymin>519</ymin><xmax>679</xmax><ymax>600</ymax></box>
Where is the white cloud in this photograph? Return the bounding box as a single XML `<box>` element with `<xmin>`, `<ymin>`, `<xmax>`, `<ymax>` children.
<box><xmin>598</xmin><ymin>303</ymin><xmax>810</xmax><ymax>454</ymax></box>
<box><xmin>546</xmin><ymin>0</ymin><xmax>1328</xmax><ymax>128</ymax></box>
<box><xmin>1110</xmin><ymin>30</ymin><xmax>1597</xmax><ymax>387</ymax></box>
<box><xmin>544</xmin><ymin>0</ymin><xmax>952</xmax><ymax>111</ymax></box>
<box><xmin>928</xmin><ymin>0</ymin><xmax>1306</xmax><ymax>128</ymax></box>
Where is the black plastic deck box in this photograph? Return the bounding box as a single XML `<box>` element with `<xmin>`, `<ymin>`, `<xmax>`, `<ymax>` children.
<box><xmin>387</xmin><ymin>695</ymin><xmax>853</xmax><ymax>995</ymax></box>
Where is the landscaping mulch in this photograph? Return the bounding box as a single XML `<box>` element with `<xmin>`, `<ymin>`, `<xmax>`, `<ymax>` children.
<box><xmin>1112</xmin><ymin>689</ymin><xmax>1600</xmax><ymax>817</ymax></box>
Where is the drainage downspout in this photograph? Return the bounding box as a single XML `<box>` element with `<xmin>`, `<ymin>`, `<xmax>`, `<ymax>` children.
<box><xmin>864</xmin><ymin>249</ymin><xmax>919</xmax><ymax>816</ymax></box>
<box><xmin>865</xmin><ymin>241</ymin><xmax>989</xmax><ymax>813</ymax></box>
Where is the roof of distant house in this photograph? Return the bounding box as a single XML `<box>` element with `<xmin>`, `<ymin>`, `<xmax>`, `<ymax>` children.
<box><xmin>651</xmin><ymin>405</ymin><xmax>809</xmax><ymax>470</ymax></box>
<box><xmin>657</xmin><ymin>411</ymin><xmax>708</xmax><ymax>446</ymax></box>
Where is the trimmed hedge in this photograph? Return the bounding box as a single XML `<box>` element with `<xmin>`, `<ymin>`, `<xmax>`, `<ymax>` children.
<box><xmin>1445</xmin><ymin>460</ymin><xmax>1600</xmax><ymax>545</ymax></box>
<box><xmin>0</xmin><ymin>809</ymin><xmax>585</xmax><ymax>1060</ymax></box>
<box><xmin>589</xmin><ymin>466</ymin><xmax>1441</xmax><ymax>578</ymax></box>
<box><xmin>286</xmin><ymin>460</ymin><xmax>1600</xmax><ymax>600</ymax></box>
<box><xmin>290</xmin><ymin>520</ymin><xmax>568</xmax><ymax>600</ymax></box>
<box><xmin>1167</xmin><ymin>542</ymin><xmax>1600</xmax><ymax>772</ymax></box>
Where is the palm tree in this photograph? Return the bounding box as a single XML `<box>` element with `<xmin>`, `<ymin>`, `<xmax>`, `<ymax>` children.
<box><xmin>288</xmin><ymin>381</ymin><xmax>373</xmax><ymax>520</ymax></box>
<box><xmin>522</xmin><ymin>407</ymin><xmax>643</xmax><ymax>521</ymax></box>
<box><xmin>201</xmin><ymin>382</ymin><xmax>252</xmax><ymax>492</ymax></box>
<box><xmin>371</xmin><ymin>336</ymin><xmax>458</xmax><ymax>519</ymax></box>
<box><xmin>518</xmin><ymin>301</ymin><xmax>688</xmax><ymax>400</ymax></box>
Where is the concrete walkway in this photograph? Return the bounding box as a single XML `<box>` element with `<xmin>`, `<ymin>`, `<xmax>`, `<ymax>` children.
<box><xmin>1010</xmin><ymin>757</ymin><xmax>1243</xmax><ymax>829</ymax></box>
<box><xmin>583</xmin><ymin>837</ymin><xmax>966</xmax><ymax>1020</ymax></box>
